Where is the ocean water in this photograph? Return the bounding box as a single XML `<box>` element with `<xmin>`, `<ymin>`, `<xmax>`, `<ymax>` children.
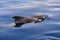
<box><xmin>0</xmin><ymin>0</ymin><xmax>60</xmax><ymax>40</ymax></box>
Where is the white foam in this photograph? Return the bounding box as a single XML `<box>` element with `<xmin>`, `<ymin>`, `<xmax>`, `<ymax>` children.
<box><xmin>35</xmin><ymin>13</ymin><xmax>55</xmax><ymax>18</ymax></box>
<box><xmin>0</xmin><ymin>23</ymin><xmax>15</xmax><ymax>27</ymax></box>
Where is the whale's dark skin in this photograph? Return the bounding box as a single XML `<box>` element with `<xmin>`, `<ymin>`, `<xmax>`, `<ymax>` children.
<box><xmin>12</xmin><ymin>15</ymin><xmax>46</xmax><ymax>27</ymax></box>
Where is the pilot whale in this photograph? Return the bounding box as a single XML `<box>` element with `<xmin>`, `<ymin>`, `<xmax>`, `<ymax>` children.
<box><xmin>12</xmin><ymin>15</ymin><xmax>46</xmax><ymax>27</ymax></box>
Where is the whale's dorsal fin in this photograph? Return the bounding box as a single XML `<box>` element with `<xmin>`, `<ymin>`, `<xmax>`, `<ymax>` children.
<box><xmin>12</xmin><ymin>16</ymin><xmax>25</xmax><ymax>27</ymax></box>
<box><xmin>12</xmin><ymin>16</ymin><xmax>24</xmax><ymax>21</ymax></box>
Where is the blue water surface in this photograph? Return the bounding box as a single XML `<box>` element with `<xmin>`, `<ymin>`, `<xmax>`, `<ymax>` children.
<box><xmin>0</xmin><ymin>0</ymin><xmax>60</xmax><ymax>40</ymax></box>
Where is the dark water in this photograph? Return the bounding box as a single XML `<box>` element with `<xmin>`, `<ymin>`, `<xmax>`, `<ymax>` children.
<box><xmin>0</xmin><ymin>0</ymin><xmax>60</xmax><ymax>40</ymax></box>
